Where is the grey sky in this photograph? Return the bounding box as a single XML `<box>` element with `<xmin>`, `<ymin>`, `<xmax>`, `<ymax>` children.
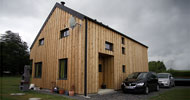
<box><xmin>0</xmin><ymin>0</ymin><xmax>190</xmax><ymax>70</ymax></box>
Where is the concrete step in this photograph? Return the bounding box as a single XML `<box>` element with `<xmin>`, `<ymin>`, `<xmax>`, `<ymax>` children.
<box><xmin>98</xmin><ymin>89</ymin><xmax>116</xmax><ymax>95</ymax></box>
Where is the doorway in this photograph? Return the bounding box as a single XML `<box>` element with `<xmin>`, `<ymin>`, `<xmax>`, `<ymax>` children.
<box><xmin>98</xmin><ymin>53</ymin><xmax>114</xmax><ymax>89</ymax></box>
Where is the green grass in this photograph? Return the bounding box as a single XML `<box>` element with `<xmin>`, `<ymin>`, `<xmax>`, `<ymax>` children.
<box><xmin>0</xmin><ymin>77</ymin><xmax>72</xmax><ymax>100</ymax></box>
<box><xmin>149</xmin><ymin>88</ymin><xmax>190</xmax><ymax>100</ymax></box>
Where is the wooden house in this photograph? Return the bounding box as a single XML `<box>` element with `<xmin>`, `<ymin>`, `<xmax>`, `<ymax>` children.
<box><xmin>30</xmin><ymin>2</ymin><xmax>148</xmax><ymax>95</ymax></box>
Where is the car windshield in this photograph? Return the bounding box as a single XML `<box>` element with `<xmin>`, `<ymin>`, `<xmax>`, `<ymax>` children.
<box><xmin>127</xmin><ymin>72</ymin><xmax>147</xmax><ymax>79</ymax></box>
<box><xmin>158</xmin><ymin>74</ymin><xmax>169</xmax><ymax>78</ymax></box>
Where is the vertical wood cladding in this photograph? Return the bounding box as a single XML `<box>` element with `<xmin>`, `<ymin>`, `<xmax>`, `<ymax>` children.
<box><xmin>30</xmin><ymin>7</ymin><xmax>85</xmax><ymax>94</ymax></box>
<box><xmin>30</xmin><ymin>6</ymin><xmax>148</xmax><ymax>94</ymax></box>
<box><xmin>86</xmin><ymin>20</ymin><xmax>148</xmax><ymax>93</ymax></box>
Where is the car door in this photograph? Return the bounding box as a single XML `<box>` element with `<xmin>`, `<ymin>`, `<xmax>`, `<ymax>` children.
<box><xmin>147</xmin><ymin>73</ymin><xmax>154</xmax><ymax>91</ymax></box>
<box><xmin>151</xmin><ymin>72</ymin><xmax>158</xmax><ymax>90</ymax></box>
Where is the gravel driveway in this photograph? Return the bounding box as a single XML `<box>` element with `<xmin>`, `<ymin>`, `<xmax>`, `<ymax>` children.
<box><xmin>69</xmin><ymin>86</ymin><xmax>188</xmax><ymax>100</ymax></box>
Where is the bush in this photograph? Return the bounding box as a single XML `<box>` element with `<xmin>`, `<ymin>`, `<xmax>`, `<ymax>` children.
<box><xmin>167</xmin><ymin>69</ymin><xmax>190</xmax><ymax>78</ymax></box>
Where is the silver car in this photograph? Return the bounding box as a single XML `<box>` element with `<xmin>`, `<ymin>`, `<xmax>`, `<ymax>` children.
<box><xmin>158</xmin><ymin>73</ymin><xmax>175</xmax><ymax>87</ymax></box>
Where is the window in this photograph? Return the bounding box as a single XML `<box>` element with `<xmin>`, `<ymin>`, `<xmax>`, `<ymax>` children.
<box><xmin>105</xmin><ymin>41</ymin><xmax>113</xmax><ymax>51</ymax></box>
<box><xmin>59</xmin><ymin>58</ymin><xmax>68</xmax><ymax>79</ymax></box>
<box><xmin>122</xmin><ymin>65</ymin><xmax>125</xmax><ymax>73</ymax></box>
<box><xmin>151</xmin><ymin>72</ymin><xmax>157</xmax><ymax>79</ymax></box>
<box><xmin>122</xmin><ymin>37</ymin><xmax>125</xmax><ymax>44</ymax></box>
<box><xmin>122</xmin><ymin>47</ymin><xmax>125</xmax><ymax>54</ymax></box>
<box><xmin>60</xmin><ymin>28</ymin><xmax>69</xmax><ymax>38</ymax></box>
<box><xmin>39</xmin><ymin>38</ymin><xmax>44</xmax><ymax>45</ymax></box>
<box><xmin>34</xmin><ymin>62</ymin><xmax>42</xmax><ymax>78</ymax></box>
<box><xmin>99</xmin><ymin>64</ymin><xmax>102</xmax><ymax>72</ymax></box>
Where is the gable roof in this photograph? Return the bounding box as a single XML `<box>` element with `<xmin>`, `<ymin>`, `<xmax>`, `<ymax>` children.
<box><xmin>30</xmin><ymin>3</ymin><xmax>148</xmax><ymax>49</ymax></box>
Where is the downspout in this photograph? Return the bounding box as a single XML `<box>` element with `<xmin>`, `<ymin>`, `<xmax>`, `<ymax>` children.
<box><xmin>84</xmin><ymin>17</ymin><xmax>88</xmax><ymax>96</ymax></box>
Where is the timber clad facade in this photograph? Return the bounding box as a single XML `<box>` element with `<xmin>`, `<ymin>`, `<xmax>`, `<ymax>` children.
<box><xmin>30</xmin><ymin>3</ymin><xmax>148</xmax><ymax>94</ymax></box>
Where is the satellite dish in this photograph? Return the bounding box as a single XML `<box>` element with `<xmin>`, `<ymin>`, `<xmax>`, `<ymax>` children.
<box><xmin>69</xmin><ymin>16</ymin><xmax>76</xmax><ymax>29</ymax></box>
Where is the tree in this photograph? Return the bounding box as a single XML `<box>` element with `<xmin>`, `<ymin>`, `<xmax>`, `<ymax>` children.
<box><xmin>0</xmin><ymin>30</ymin><xmax>30</xmax><ymax>75</ymax></box>
<box><xmin>149</xmin><ymin>61</ymin><xmax>166</xmax><ymax>73</ymax></box>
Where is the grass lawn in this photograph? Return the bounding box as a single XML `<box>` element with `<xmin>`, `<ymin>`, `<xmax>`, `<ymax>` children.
<box><xmin>0</xmin><ymin>77</ymin><xmax>72</xmax><ymax>100</ymax></box>
<box><xmin>149</xmin><ymin>87</ymin><xmax>190</xmax><ymax>100</ymax></box>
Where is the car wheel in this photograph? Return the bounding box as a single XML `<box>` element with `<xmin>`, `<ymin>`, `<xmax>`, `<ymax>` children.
<box><xmin>156</xmin><ymin>84</ymin><xmax>159</xmax><ymax>91</ymax></box>
<box><xmin>169</xmin><ymin>82</ymin><xmax>172</xmax><ymax>88</ymax></box>
<box><xmin>144</xmin><ymin>86</ymin><xmax>149</xmax><ymax>94</ymax></box>
<box><xmin>123</xmin><ymin>89</ymin><xmax>127</xmax><ymax>93</ymax></box>
<box><xmin>173</xmin><ymin>82</ymin><xmax>175</xmax><ymax>87</ymax></box>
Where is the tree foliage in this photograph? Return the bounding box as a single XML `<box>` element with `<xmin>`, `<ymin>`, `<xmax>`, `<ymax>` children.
<box><xmin>0</xmin><ymin>30</ymin><xmax>30</xmax><ymax>75</ymax></box>
<box><xmin>149</xmin><ymin>61</ymin><xmax>166</xmax><ymax>73</ymax></box>
<box><xmin>167</xmin><ymin>68</ymin><xmax>190</xmax><ymax>78</ymax></box>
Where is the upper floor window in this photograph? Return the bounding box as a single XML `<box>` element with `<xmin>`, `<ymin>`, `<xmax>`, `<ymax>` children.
<box><xmin>60</xmin><ymin>28</ymin><xmax>69</xmax><ymax>38</ymax></box>
<box><xmin>105</xmin><ymin>41</ymin><xmax>113</xmax><ymax>51</ymax></box>
<box><xmin>122</xmin><ymin>47</ymin><xmax>125</xmax><ymax>54</ymax></box>
<box><xmin>122</xmin><ymin>37</ymin><xmax>125</xmax><ymax>44</ymax></box>
<box><xmin>39</xmin><ymin>38</ymin><xmax>44</xmax><ymax>45</ymax></box>
<box><xmin>34</xmin><ymin>62</ymin><xmax>42</xmax><ymax>78</ymax></box>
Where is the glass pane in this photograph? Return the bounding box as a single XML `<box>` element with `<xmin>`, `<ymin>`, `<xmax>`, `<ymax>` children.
<box><xmin>59</xmin><ymin>60</ymin><xmax>65</xmax><ymax>79</ymax></box>
<box><xmin>66</xmin><ymin>30</ymin><xmax>69</xmax><ymax>36</ymax></box>
<box><xmin>38</xmin><ymin>63</ymin><xmax>41</xmax><ymax>77</ymax></box>
<box><xmin>64</xmin><ymin>60</ymin><xmax>67</xmax><ymax>78</ymax></box>
<box><xmin>59</xmin><ymin>59</ymin><xmax>67</xmax><ymax>79</ymax></box>
<box><xmin>35</xmin><ymin>64</ymin><xmax>38</xmax><ymax>77</ymax></box>
<box><xmin>105</xmin><ymin>43</ymin><xmax>110</xmax><ymax>49</ymax></box>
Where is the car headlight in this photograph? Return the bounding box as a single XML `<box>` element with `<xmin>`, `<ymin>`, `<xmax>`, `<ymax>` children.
<box><xmin>136</xmin><ymin>83</ymin><xmax>144</xmax><ymax>86</ymax></box>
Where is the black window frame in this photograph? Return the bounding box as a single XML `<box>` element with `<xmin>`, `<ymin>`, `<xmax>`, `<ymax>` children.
<box><xmin>59</xmin><ymin>58</ymin><xmax>68</xmax><ymax>80</ymax></box>
<box><xmin>122</xmin><ymin>65</ymin><xmax>126</xmax><ymax>73</ymax></box>
<box><xmin>122</xmin><ymin>37</ymin><xmax>125</xmax><ymax>44</ymax></box>
<box><xmin>122</xmin><ymin>47</ymin><xmax>125</xmax><ymax>54</ymax></box>
<box><xmin>39</xmin><ymin>38</ymin><xmax>44</xmax><ymax>46</ymax></box>
<box><xmin>34</xmin><ymin>62</ymin><xmax>42</xmax><ymax>78</ymax></box>
<box><xmin>105</xmin><ymin>41</ymin><xmax>113</xmax><ymax>51</ymax></box>
<box><xmin>60</xmin><ymin>28</ymin><xmax>69</xmax><ymax>38</ymax></box>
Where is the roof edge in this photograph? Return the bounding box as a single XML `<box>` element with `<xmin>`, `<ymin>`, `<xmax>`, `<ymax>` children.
<box><xmin>30</xmin><ymin>3</ymin><xmax>148</xmax><ymax>49</ymax></box>
<box><xmin>30</xmin><ymin>3</ymin><xmax>86</xmax><ymax>49</ymax></box>
<box><xmin>30</xmin><ymin>4</ymin><xmax>57</xmax><ymax>49</ymax></box>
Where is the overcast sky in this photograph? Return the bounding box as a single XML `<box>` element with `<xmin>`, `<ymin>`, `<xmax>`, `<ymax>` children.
<box><xmin>0</xmin><ymin>0</ymin><xmax>190</xmax><ymax>70</ymax></box>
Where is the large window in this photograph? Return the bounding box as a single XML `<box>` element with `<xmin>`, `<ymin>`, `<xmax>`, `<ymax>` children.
<box><xmin>39</xmin><ymin>38</ymin><xmax>44</xmax><ymax>45</ymax></box>
<box><xmin>60</xmin><ymin>28</ymin><xmax>69</xmax><ymax>38</ymax></box>
<box><xmin>34</xmin><ymin>62</ymin><xmax>42</xmax><ymax>78</ymax></box>
<box><xmin>122</xmin><ymin>47</ymin><xmax>125</xmax><ymax>54</ymax></box>
<box><xmin>105</xmin><ymin>41</ymin><xmax>113</xmax><ymax>51</ymax></box>
<box><xmin>122</xmin><ymin>37</ymin><xmax>125</xmax><ymax>44</ymax></box>
<box><xmin>122</xmin><ymin>65</ymin><xmax>126</xmax><ymax>73</ymax></box>
<box><xmin>59</xmin><ymin>58</ymin><xmax>68</xmax><ymax>79</ymax></box>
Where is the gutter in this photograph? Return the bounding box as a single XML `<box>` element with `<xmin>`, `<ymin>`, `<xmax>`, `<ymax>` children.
<box><xmin>84</xmin><ymin>17</ymin><xmax>88</xmax><ymax>96</ymax></box>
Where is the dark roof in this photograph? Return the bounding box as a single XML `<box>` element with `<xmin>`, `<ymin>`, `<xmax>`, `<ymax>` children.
<box><xmin>30</xmin><ymin>3</ymin><xmax>148</xmax><ymax>49</ymax></box>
